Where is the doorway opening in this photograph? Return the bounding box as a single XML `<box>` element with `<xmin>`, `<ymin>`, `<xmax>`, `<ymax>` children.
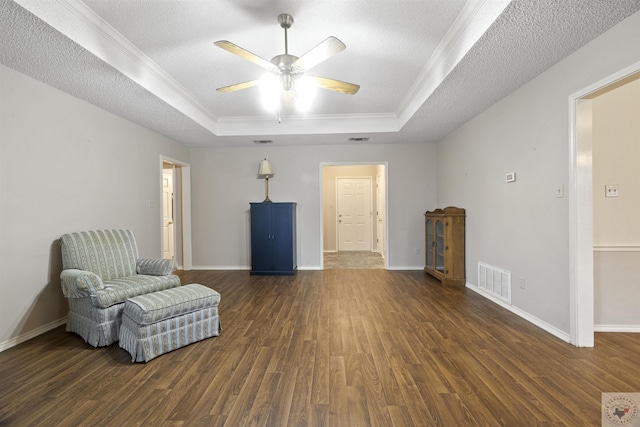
<box><xmin>160</xmin><ymin>156</ymin><xmax>193</xmax><ymax>270</ymax></box>
<box><xmin>570</xmin><ymin>64</ymin><xmax>640</xmax><ymax>346</ymax></box>
<box><xmin>321</xmin><ymin>163</ymin><xmax>388</xmax><ymax>269</ymax></box>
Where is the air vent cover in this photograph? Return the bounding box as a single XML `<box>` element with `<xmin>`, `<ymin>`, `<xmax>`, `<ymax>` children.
<box><xmin>252</xmin><ymin>140</ymin><xmax>273</xmax><ymax>144</ymax></box>
<box><xmin>478</xmin><ymin>262</ymin><xmax>511</xmax><ymax>304</ymax></box>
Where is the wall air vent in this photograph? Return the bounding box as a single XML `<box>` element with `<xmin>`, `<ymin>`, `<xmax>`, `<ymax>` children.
<box><xmin>478</xmin><ymin>262</ymin><xmax>512</xmax><ymax>304</ymax></box>
<box><xmin>348</xmin><ymin>137</ymin><xmax>370</xmax><ymax>142</ymax></box>
<box><xmin>253</xmin><ymin>140</ymin><xmax>274</xmax><ymax>144</ymax></box>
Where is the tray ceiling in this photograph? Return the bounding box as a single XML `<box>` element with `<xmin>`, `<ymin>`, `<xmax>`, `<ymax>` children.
<box><xmin>2</xmin><ymin>0</ymin><xmax>639</xmax><ymax>147</ymax></box>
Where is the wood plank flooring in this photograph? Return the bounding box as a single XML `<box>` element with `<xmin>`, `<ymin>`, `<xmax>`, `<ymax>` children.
<box><xmin>1</xmin><ymin>270</ymin><xmax>639</xmax><ymax>426</ymax></box>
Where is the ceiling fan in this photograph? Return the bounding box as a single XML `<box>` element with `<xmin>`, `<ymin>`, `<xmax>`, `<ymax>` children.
<box><xmin>214</xmin><ymin>13</ymin><xmax>360</xmax><ymax>102</ymax></box>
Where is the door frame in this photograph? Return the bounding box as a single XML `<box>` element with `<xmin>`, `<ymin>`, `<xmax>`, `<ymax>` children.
<box><xmin>569</xmin><ymin>60</ymin><xmax>640</xmax><ymax>347</ymax></box>
<box><xmin>159</xmin><ymin>156</ymin><xmax>192</xmax><ymax>270</ymax></box>
<box><xmin>376</xmin><ymin>171</ymin><xmax>386</xmax><ymax>259</ymax></box>
<box><xmin>162</xmin><ymin>165</ymin><xmax>175</xmax><ymax>260</ymax></box>
<box><xmin>320</xmin><ymin>162</ymin><xmax>388</xmax><ymax>269</ymax></box>
<box><xmin>336</xmin><ymin>176</ymin><xmax>373</xmax><ymax>252</ymax></box>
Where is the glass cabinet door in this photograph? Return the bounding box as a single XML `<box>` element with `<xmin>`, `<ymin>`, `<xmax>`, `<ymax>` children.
<box><xmin>426</xmin><ymin>218</ymin><xmax>434</xmax><ymax>267</ymax></box>
<box><xmin>435</xmin><ymin>219</ymin><xmax>445</xmax><ymax>272</ymax></box>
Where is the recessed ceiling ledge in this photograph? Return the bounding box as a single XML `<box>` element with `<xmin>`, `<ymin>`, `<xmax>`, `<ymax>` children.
<box><xmin>396</xmin><ymin>0</ymin><xmax>512</xmax><ymax>127</ymax></box>
<box><xmin>216</xmin><ymin>113</ymin><xmax>399</xmax><ymax>136</ymax></box>
<box><xmin>13</xmin><ymin>0</ymin><xmax>220</xmax><ymax>135</ymax></box>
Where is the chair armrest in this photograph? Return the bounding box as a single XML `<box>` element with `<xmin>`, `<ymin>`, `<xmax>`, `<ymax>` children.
<box><xmin>136</xmin><ymin>258</ymin><xmax>176</xmax><ymax>276</ymax></box>
<box><xmin>60</xmin><ymin>269</ymin><xmax>104</xmax><ymax>298</ymax></box>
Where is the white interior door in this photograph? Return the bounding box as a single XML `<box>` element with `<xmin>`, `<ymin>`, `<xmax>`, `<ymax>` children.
<box><xmin>376</xmin><ymin>172</ymin><xmax>386</xmax><ymax>257</ymax></box>
<box><xmin>162</xmin><ymin>167</ymin><xmax>175</xmax><ymax>260</ymax></box>
<box><xmin>337</xmin><ymin>178</ymin><xmax>372</xmax><ymax>251</ymax></box>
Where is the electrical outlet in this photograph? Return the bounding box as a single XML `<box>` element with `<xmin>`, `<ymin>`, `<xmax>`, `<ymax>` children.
<box><xmin>415</xmin><ymin>248</ymin><xmax>420</xmax><ymax>255</ymax></box>
<box><xmin>605</xmin><ymin>184</ymin><xmax>619</xmax><ymax>197</ymax></box>
<box><xmin>518</xmin><ymin>276</ymin><xmax>525</xmax><ymax>289</ymax></box>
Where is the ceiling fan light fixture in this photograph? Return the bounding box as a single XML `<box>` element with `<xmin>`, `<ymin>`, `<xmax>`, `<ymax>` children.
<box><xmin>214</xmin><ymin>13</ymin><xmax>360</xmax><ymax>113</ymax></box>
<box><xmin>260</xmin><ymin>73</ymin><xmax>281</xmax><ymax>111</ymax></box>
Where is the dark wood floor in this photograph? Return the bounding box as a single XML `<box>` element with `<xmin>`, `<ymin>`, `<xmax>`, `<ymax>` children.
<box><xmin>1</xmin><ymin>270</ymin><xmax>639</xmax><ymax>426</ymax></box>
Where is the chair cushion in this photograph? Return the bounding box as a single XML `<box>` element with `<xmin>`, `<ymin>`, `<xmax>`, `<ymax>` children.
<box><xmin>136</xmin><ymin>258</ymin><xmax>176</xmax><ymax>276</ymax></box>
<box><xmin>91</xmin><ymin>274</ymin><xmax>181</xmax><ymax>308</ymax></box>
<box><xmin>123</xmin><ymin>284</ymin><xmax>220</xmax><ymax>325</ymax></box>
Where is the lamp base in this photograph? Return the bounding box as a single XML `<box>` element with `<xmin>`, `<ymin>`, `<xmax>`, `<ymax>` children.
<box><xmin>263</xmin><ymin>177</ymin><xmax>272</xmax><ymax>203</ymax></box>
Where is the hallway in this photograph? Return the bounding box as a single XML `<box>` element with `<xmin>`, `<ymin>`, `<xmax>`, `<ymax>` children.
<box><xmin>323</xmin><ymin>251</ymin><xmax>384</xmax><ymax>269</ymax></box>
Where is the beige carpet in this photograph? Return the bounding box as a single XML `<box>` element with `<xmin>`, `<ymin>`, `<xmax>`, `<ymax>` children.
<box><xmin>323</xmin><ymin>251</ymin><xmax>385</xmax><ymax>269</ymax></box>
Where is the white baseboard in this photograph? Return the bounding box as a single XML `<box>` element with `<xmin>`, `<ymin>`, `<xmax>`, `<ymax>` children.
<box><xmin>466</xmin><ymin>283</ymin><xmax>571</xmax><ymax>343</ymax></box>
<box><xmin>594</xmin><ymin>325</ymin><xmax>640</xmax><ymax>333</ymax></box>
<box><xmin>191</xmin><ymin>265</ymin><xmax>250</xmax><ymax>270</ymax></box>
<box><xmin>190</xmin><ymin>266</ymin><xmax>327</xmax><ymax>271</ymax></box>
<box><xmin>0</xmin><ymin>317</ymin><xmax>68</xmax><ymax>353</ymax></box>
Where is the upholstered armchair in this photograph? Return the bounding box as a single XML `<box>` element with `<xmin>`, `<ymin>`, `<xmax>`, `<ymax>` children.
<box><xmin>60</xmin><ymin>229</ymin><xmax>180</xmax><ymax>347</ymax></box>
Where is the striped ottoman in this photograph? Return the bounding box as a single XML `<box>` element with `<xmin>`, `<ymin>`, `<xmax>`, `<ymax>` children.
<box><xmin>119</xmin><ymin>283</ymin><xmax>221</xmax><ymax>362</ymax></box>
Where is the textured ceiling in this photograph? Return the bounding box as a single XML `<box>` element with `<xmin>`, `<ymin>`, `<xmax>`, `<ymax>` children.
<box><xmin>1</xmin><ymin>0</ymin><xmax>639</xmax><ymax>147</ymax></box>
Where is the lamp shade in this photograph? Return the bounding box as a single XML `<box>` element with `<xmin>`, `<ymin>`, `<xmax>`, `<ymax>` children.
<box><xmin>258</xmin><ymin>159</ymin><xmax>274</xmax><ymax>178</ymax></box>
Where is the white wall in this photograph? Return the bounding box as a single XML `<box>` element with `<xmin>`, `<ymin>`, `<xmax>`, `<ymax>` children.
<box><xmin>435</xmin><ymin>10</ymin><xmax>640</xmax><ymax>335</ymax></box>
<box><xmin>592</xmin><ymin>77</ymin><xmax>640</xmax><ymax>328</ymax></box>
<box><xmin>189</xmin><ymin>143</ymin><xmax>436</xmax><ymax>270</ymax></box>
<box><xmin>592</xmin><ymin>78</ymin><xmax>640</xmax><ymax>245</ymax></box>
<box><xmin>0</xmin><ymin>65</ymin><xmax>190</xmax><ymax>347</ymax></box>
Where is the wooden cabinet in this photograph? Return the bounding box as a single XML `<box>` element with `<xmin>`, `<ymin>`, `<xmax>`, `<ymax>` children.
<box><xmin>424</xmin><ymin>207</ymin><xmax>465</xmax><ymax>286</ymax></box>
<box><xmin>250</xmin><ymin>202</ymin><xmax>297</xmax><ymax>275</ymax></box>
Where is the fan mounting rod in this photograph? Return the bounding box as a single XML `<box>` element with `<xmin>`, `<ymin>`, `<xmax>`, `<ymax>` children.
<box><xmin>271</xmin><ymin>14</ymin><xmax>298</xmax><ymax>89</ymax></box>
<box><xmin>278</xmin><ymin>14</ymin><xmax>293</xmax><ymax>54</ymax></box>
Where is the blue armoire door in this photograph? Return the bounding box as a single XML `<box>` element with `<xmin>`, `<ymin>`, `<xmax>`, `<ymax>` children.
<box><xmin>250</xmin><ymin>202</ymin><xmax>297</xmax><ymax>275</ymax></box>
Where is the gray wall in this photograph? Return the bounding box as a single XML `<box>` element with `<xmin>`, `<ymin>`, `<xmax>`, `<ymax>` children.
<box><xmin>435</xmin><ymin>10</ymin><xmax>640</xmax><ymax>334</ymax></box>
<box><xmin>189</xmin><ymin>143</ymin><xmax>436</xmax><ymax>270</ymax></box>
<box><xmin>0</xmin><ymin>64</ymin><xmax>190</xmax><ymax>347</ymax></box>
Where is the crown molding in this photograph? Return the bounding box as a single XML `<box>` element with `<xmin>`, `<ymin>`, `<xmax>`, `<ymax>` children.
<box><xmin>397</xmin><ymin>0</ymin><xmax>512</xmax><ymax>127</ymax></box>
<box><xmin>13</xmin><ymin>0</ymin><xmax>219</xmax><ymax>134</ymax></box>
<box><xmin>13</xmin><ymin>0</ymin><xmax>508</xmax><ymax>139</ymax></box>
<box><xmin>217</xmin><ymin>113</ymin><xmax>399</xmax><ymax>136</ymax></box>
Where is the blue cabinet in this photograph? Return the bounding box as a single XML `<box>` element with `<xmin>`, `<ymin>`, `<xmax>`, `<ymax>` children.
<box><xmin>250</xmin><ymin>202</ymin><xmax>297</xmax><ymax>275</ymax></box>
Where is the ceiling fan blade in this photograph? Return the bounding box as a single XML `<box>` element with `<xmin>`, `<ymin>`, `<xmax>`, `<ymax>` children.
<box><xmin>308</xmin><ymin>76</ymin><xmax>360</xmax><ymax>95</ymax></box>
<box><xmin>292</xmin><ymin>36</ymin><xmax>346</xmax><ymax>71</ymax></box>
<box><xmin>216</xmin><ymin>80</ymin><xmax>260</xmax><ymax>93</ymax></box>
<box><xmin>214</xmin><ymin>40</ymin><xmax>278</xmax><ymax>72</ymax></box>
